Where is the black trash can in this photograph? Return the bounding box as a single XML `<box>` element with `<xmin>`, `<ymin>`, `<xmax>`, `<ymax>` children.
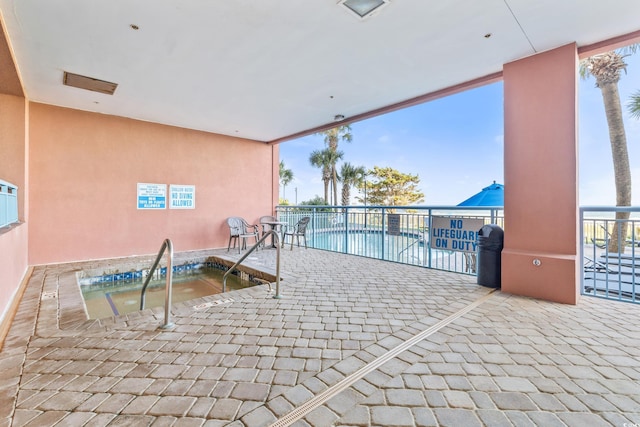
<box><xmin>477</xmin><ymin>224</ymin><xmax>504</xmax><ymax>288</ymax></box>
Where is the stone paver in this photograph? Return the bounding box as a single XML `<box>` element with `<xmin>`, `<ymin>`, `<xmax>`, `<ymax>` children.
<box><xmin>0</xmin><ymin>248</ymin><xmax>639</xmax><ymax>426</ymax></box>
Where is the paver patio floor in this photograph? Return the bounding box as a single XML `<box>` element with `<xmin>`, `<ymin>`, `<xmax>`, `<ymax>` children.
<box><xmin>1</xmin><ymin>248</ymin><xmax>639</xmax><ymax>426</ymax></box>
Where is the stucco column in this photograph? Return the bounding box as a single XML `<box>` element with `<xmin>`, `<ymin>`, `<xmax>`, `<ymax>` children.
<box><xmin>502</xmin><ymin>43</ymin><xmax>579</xmax><ymax>304</ymax></box>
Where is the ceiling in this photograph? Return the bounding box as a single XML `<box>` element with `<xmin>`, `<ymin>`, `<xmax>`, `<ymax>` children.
<box><xmin>1</xmin><ymin>0</ymin><xmax>639</xmax><ymax>143</ymax></box>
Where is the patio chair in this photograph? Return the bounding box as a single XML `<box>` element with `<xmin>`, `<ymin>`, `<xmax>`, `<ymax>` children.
<box><xmin>282</xmin><ymin>216</ymin><xmax>310</xmax><ymax>250</ymax></box>
<box><xmin>226</xmin><ymin>217</ymin><xmax>259</xmax><ymax>253</ymax></box>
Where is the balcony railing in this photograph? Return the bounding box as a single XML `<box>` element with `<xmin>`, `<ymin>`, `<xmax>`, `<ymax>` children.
<box><xmin>581</xmin><ymin>206</ymin><xmax>640</xmax><ymax>304</ymax></box>
<box><xmin>276</xmin><ymin>205</ymin><xmax>504</xmax><ymax>275</ymax></box>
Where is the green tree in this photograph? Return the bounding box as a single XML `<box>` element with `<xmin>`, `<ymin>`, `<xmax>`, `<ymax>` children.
<box><xmin>361</xmin><ymin>166</ymin><xmax>424</xmax><ymax>211</ymax></box>
<box><xmin>301</xmin><ymin>195</ymin><xmax>327</xmax><ymax>206</ymax></box>
<box><xmin>319</xmin><ymin>126</ymin><xmax>353</xmax><ymax>205</ymax></box>
<box><xmin>279</xmin><ymin>161</ymin><xmax>294</xmax><ymax>201</ymax></box>
<box><xmin>629</xmin><ymin>89</ymin><xmax>640</xmax><ymax>118</ymax></box>
<box><xmin>339</xmin><ymin>163</ymin><xmax>366</xmax><ymax>206</ymax></box>
<box><xmin>309</xmin><ymin>148</ymin><xmax>343</xmax><ymax>204</ymax></box>
<box><xmin>581</xmin><ymin>45</ymin><xmax>638</xmax><ymax>252</ymax></box>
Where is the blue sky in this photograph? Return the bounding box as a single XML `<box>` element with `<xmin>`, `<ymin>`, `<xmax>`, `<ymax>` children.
<box><xmin>280</xmin><ymin>52</ymin><xmax>640</xmax><ymax>206</ymax></box>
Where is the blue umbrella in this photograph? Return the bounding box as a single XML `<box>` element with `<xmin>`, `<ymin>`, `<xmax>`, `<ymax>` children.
<box><xmin>457</xmin><ymin>181</ymin><xmax>504</xmax><ymax>207</ymax></box>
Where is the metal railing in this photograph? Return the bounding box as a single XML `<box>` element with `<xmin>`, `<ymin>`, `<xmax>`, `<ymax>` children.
<box><xmin>140</xmin><ymin>239</ymin><xmax>175</xmax><ymax>328</ymax></box>
<box><xmin>581</xmin><ymin>206</ymin><xmax>640</xmax><ymax>304</ymax></box>
<box><xmin>223</xmin><ymin>230</ymin><xmax>283</xmax><ymax>298</ymax></box>
<box><xmin>0</xmin><ymin>180</ymin><xmax>18</xmax><ymax>228</ymax></box>
<box><xmin>274</xmin><ymin>204</ymin><xmax>640</xmax><ymax>304</ymax></box>
<box><xmin>276</xmin><ymin>205</ymin><xmax>503</xmax><ymax>275</ymax></box>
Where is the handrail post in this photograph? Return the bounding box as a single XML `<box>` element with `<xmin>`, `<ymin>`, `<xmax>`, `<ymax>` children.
<box><xmin>273</xmin><ymin>238</ymin><xmax>282</xmax><ymax>299</ymax></box>
<box><xmin>139</xmin><ymin>239</ymin><xmax>175</xmax><ymax>329</ymax></box>
<box><xmin>223</xmin><ymin>230</ymin><xmax>283</xmax><ymax>298</ymax></box>
<box><xmin>160</xmin><ymin>240</ymin><xmax>174</xmax><ymax>329</ymax></box>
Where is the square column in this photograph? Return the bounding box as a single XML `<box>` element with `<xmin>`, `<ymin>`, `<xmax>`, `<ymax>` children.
<box><xmin>502</xmin><ymin>44</ymin><xmax>579</xmax><ymax>304</ymax></box>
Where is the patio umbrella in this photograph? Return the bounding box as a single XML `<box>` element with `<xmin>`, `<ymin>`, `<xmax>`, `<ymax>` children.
<box><xmin>457</xmin><ymin>181</ymin><xmax>504</xmax><ymax>207</ymax></box>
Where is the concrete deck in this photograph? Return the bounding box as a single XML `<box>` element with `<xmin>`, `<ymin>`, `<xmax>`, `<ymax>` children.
<box><xmin>1</xmin><ymin>247</ymin><xmax>640</xmax><ymax>426</ymax></box>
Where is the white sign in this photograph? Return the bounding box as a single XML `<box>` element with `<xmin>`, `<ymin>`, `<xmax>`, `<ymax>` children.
<box><xmin>137</xmin><ymin>183</ymin><xmax>167</xmax><ymax>209</ymax></box>
<box><xmin>430</xmin><ymin>216</ymin><xmax>484</xmax><ymax>253</ymax></box>
<box><xmin>170</xmin><ymin>184</ymin><xmax>196</xmax><ymax>209</ymax></box>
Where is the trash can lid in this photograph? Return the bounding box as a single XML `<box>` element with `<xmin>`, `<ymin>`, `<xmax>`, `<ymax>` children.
<box><xmin>479</xmin><ymin>224</ymin><xmax>504</xmax><ymax>238</ymax></box>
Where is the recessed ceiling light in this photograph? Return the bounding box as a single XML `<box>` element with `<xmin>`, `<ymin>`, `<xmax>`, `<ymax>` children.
<box><xmin>63</xmin><ymin>71</ymin><xmax>118</xmax><ymax>95</ymax></box>
<box><xmin>130</xmin><ymin>24</ymin><xmax>140</xmax><ymax>30</ymax></box>
<box><xmin>484</xmin><ymin>33</ymin><xmax>492</xmax><ymax>38</ymax></box>
<box><xmin>334</xmin><ymin>114</ymin><xmax>345</xmax><ymax>122</ymax></box>
<box><xmin>339</xmin><ymin>0</ymin><xmax>390</xmax><ymax>20</ymax></box>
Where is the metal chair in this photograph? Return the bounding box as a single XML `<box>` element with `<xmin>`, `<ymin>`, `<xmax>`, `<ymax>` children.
<box><xmin>282</xmin><ymin>216</ymin><xmax>310</xmax><ymax>250</ymax></box>
<box><xmin>226</xmin><ymin>217</ymin><xmax>259</xmax><ymax>253</ymax></box>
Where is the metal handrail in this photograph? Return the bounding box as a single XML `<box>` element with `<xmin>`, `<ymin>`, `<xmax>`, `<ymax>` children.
<box><xmin>223</xmin><ymin>230</ymin><xmax>283</xmax><ymax>299</ymax></box>
<box><xmin>139</xmin><ymin>239</ymin><xmax>175</xmax><ymax>329</ymax></box>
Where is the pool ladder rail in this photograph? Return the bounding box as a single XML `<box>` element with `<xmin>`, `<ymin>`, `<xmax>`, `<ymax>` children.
<box><xmin>223</xmin><ymin>229</ymin><xmax>283</xmax><ymax>299</ymax></box>
<box><xmin>139</xmin><ymin>238</ymin><xmax>175</xmax><ymax>329</ymax></box>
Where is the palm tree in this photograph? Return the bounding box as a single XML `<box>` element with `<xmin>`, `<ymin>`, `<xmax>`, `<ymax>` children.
<box><xmin>279</xmin><ymin>161</ymin><xmax>293</xmax><ymax>201</ymax></box>
<box><xmin>629</xmin><ymin>89</ymin><xmax>640</xmax><ymax>118</ymax></box>
<box><xmin>309</xmin><ymin>149</ymin><xmax>343</xmax><ymax>204</ymax></box>
<box><xmin>580</xmin><ymin>45</ymin><xmax>638</xmax><ymax>252</ymax></box>
<box><xmin>339</xmin><ymin>163</ymin><xmax>366</xmax><ymax>206</ymax></box>
<box><xmin>319</xmin><ymin>126</ymin><xmax>353</xmax><ymax>205</ymax></box>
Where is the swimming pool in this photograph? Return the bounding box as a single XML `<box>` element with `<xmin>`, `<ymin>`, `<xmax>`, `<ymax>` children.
<box><xmin>79</xmin><ymin>262</ymin><xmax>258</xmax><ymax>319</ymax></box>
<box><xmin>309</xmin><ymin>229</ymin><xmax>424</xmax><ymax>261</ymax></box>
<box><xmin>309</xmin><ymin>229</ymin><xmax>472</xmax><ymax>273</ymax></box>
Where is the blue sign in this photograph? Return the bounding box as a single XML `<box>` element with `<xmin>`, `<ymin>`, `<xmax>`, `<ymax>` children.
<box><xmin>137</xmin><ymin>183</ymin><xmax>166</xmax><ymax>209</ymax></box>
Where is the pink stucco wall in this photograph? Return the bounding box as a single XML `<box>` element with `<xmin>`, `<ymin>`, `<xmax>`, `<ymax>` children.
<box><xmin>28</xmin><ymin>103</ymin><xmax>278</xmax><ymax>265</ymax></box>
<box><xmin>502</xmin><ymin>44</ymin><xmax>579</xmax><ymax>304</ymax></box>
<box><xmin>0</xmin><ymin>94</ymin><xmax>28</xmax><ymax>322</ymax></box>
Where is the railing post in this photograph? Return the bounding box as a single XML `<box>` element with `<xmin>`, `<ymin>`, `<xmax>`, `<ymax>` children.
<box><xmin>273</xmin><ymin>236</ymin><xmax>282</xmax><ymax>299</ymax></box>
<box><xmin>223</xmin><ymin>230</ymin><xmax>283</xmax><ymax>298</ymax></box>
<box><xmin>381</xmin><ymin>207</ymin><xmax>386</xmax><ymax>261</ymax></box>
<box><xmin>344</xmin><ymin>206</ymin><xmax>349</xmax><ymax>254</ymax></box>
<box><xmin>427</xmin><ymin>209</ymin><xmax>433</xmax><ymax>269</ymax></box>
<box><xmin>139</xmin><ymin>239</ymin><xmax>175</xmax><ymax>329</ymax></box>
<box><xmin>312</xmin><ymin>207</ymin><xmax>317</xmax><ymax>247</ymax></box>
<box><xmin>160</xmin><ymin>239</ymin><xmax>175</xmax><ymax>329</ymax></box>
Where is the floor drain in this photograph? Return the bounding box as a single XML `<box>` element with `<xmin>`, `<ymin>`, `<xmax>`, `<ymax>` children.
<box><xmin>41</xmin><ymin>291</ymin><xmax>57</xmax><ymax>300</ymax></box>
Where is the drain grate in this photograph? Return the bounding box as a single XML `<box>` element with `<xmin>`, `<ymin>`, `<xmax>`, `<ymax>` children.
<box><xmin>270</xmin><ymin>290</ymin><xmax>497</xmax><ymax>427</ymax></box>
<box><xmin>41</xmin><ymin>291</ymin><xmax>58</xmax><ymax>300</ymax></box>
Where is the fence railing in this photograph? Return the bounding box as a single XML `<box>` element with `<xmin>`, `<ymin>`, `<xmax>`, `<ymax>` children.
<box><xmin>276</xmin><ymin>205</ymin><xmax>504</xmax><ymax>275</ymax></box>
<box><xmin>0</xmin><ymin>180</ymin><xmax>18</xmax><ymax>229</ymax></box>
<box><xmin>581</xmin><ymin>206</ymin><xmax>640</xmax><ymax>304</ymax></box>
<box><xmin>276</xmin><ymin>205</ymin><xmax>639</xmax><ymax>304</ymax></box>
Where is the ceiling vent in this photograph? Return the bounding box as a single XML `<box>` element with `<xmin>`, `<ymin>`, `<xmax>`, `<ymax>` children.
<box><xmin>63</xmin><ymin>71</ymin><xmax>118</xmax><ymax>95</ymax></box>
<box><xmin>338</xmin><ymin>0</ymin><xmax>390</xmax><ymax>20</ymax></box>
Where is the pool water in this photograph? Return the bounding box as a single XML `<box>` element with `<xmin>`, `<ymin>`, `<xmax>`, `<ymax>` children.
<box><xmin>309</xmin><ymin>229</ymin><xmax>472</xmax><ymax>273</ymax></box>
<box><xmin>80</xmin><ymin>267</ymin><xmax>255</xmax><ymax>319</ymax></box>
<box><xmin>309</xmin><ymin>230</ymin><xmax>425</xmax><ymax>262</ymax></box>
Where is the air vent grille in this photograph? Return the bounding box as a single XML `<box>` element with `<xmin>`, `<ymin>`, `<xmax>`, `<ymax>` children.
<box><xmin>63</xmin><ymin>72</ymin><xmax>117</xmax><ymax>95</ymax></box>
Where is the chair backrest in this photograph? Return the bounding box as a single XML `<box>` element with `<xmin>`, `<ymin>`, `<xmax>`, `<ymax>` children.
<box><xmin>226</xmin><ymin>217</ymin><xmax>244</xmax><ymax>236</ymax></box>
<box><xmin>260</xmin><ymin>215</ymin><xmax>276</xmax><ymax>225</ymax></box>
<box><xmin>295</xmin><ymin>216</ymin><xmax>311</xmax><ymax>234</ymax></box>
